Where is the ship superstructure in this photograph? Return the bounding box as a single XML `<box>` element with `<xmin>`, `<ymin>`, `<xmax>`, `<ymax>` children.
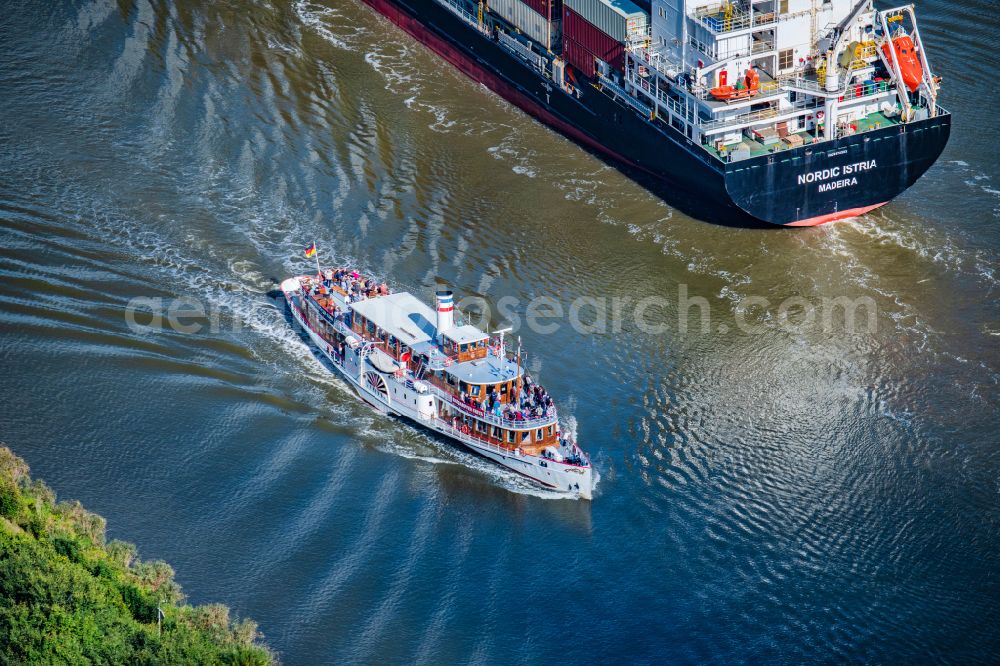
<box><xmin>281</xmin><ymin>269</ymin><xmax>594</xmax><ymax>498</ymax></box>
<box><xmin>628</xmin><ymin>2</ymin><xmax>941</xmax><ymax>170</ymax></box>
<box><xmin>352</xmin><ymin>0</ymin><xmax>950</xmax><ymax>225</ymax></box>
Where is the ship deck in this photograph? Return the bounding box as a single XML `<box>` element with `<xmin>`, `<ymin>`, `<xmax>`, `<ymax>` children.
<box><xmin>703</xmin><ymin>110</ymin><xmax>903</xmax><ymax>160</ymax></box>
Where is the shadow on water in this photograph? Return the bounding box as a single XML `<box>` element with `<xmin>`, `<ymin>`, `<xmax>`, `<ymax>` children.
<box><xmin>570</xmin><ymin>143</ymin><xmax>778</xmax><ymax>230</ymax></box>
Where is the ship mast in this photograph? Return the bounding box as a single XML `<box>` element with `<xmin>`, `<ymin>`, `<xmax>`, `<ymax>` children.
<box><xmin>514</xmin><ymin>336</ymin><xmax>523</xmax><ymax>401</ymax></box>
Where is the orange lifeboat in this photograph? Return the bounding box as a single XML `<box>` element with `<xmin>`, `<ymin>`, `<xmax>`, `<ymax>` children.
<box><xmin>881</xmin><ymin>34</ymin><xmax>923</xmax><ymax>92</ymax></box>
<box><xmin>710</xmin><ymin>68</ymin><xmax>760</xmax><ymax>101</ymax></box>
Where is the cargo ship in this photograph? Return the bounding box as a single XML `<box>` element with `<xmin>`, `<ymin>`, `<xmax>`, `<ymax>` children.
<box><xmin>281</xmin><ymin>264</ymin><xmax>594</xmax><ymax>498</ymax></box>
<box><xmin>354</xmin><ymin>0</ymin><xmax>950</xmax><ymax>226</ymax></box>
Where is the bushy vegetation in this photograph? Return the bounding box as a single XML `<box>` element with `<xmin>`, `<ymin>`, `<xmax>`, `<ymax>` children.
<box><xmin>0</xmin><ymin>446</ymin><xmax>274</xmax><ymax>665</ymax></box>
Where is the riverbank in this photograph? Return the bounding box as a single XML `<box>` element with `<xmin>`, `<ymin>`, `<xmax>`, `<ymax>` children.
<box><xmin>0</xmin><ymin>446</ymin><xmax>273</xmax><ymax>665</ymax></box>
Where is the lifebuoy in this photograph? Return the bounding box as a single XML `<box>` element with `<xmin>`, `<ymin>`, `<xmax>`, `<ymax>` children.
<box><xmin>461</xmin><ymin>424</ymin><xmax>470</xmax><ymax>435</ymax></box>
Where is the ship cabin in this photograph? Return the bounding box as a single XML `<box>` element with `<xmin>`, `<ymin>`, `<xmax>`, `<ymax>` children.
<box><xmin>347</xmin><ymin>291</ymin><xmax>438</xmax><ymax>367</ymax></box>
<box><xmin>304</xmin><ymin>279</ymin><xmax>563</xmax><ymax>456</ymax></box>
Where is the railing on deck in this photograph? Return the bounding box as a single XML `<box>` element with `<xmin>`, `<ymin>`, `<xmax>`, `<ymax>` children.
<box><xmin>425</xmin><ymin>382</ymin><xmax>558</xmax><ymax>429</ymax></box>
<box><xmin>597</xmin><ymin>74</ymin><xmax>652</xmax><ymax>117</ymax></box>
<box><xmin>700</xmin><ymin>97</ymin><xmax>822</xmax><ymax>133</ymax></box>
<box><xmin>627</xmin><ymin>72</ymin><xmax>686</xmax><ymax>117</ymax></box>
<box><xmin>691</xmin><ymin>3</ymin><xmax>777</xmax><ymax>34</ymax></box>
<box><xmin>498</xmin><ymin>32</ymin><xmax>547</xmax><ymax>72</ymax></box>
<box><xmin>435</xmin><ymin>0</ymin><xmax>486</xmax><ymax>34</ymax></box>
<box><xmin>434</xmin><ymin>418</ymin><xmax>589</xmax><ymax>468</ymax></box>
<box><xmin>779</xmin><ymin>73</ymin><xmax>826</xmax><ymax>94</ymax></box>
<box><xmin>839</xmin><ymin>79</ymin><xmax>892</xmax><ymax>102</ymax></box>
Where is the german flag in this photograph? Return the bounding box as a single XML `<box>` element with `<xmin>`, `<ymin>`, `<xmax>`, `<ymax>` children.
<box><xmin>303</xmin><ymin>242</ymin><xmax>317</xmax><ymax>258</ymax></box>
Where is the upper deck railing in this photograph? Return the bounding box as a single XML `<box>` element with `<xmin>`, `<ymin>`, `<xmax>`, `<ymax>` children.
<box><xmin>691</xmin><ymin>3</ymin><xmax>777</xmax><ymax>34</ymax></box>
<box><xmin>700</xmin><ymin>96</ymin><xmax>823</xmax><ymax>133</ymax></box>
<box><xmin>424</xmin><ymin>382</ymin><xmax>558</xmax><ymax>429</ymax></box>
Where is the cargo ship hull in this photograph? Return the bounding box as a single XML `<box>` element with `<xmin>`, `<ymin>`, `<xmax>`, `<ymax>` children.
<box><xmin>362</xmin><ymin>0</ymin><xmax>951</xmax><ymax>226</ymax></box>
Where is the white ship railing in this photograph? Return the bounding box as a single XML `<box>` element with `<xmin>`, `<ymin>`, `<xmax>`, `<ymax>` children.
<box><xmin>498</xmin><ymin>32</ymin><xmax>546</xmax><ymax>73</ymax></box>
<box><xmin>435</xmin><ymin>418</ymin><xmax>530</xmax><ymax>459</ymax></box>
<box><xmin>627</xmin><ymin>72</ymin><xmax>686</xmax><ymax>117</ymax></box>
<box><xmin>434</xmin><ymin>418</ymin><xmax>590</xmax><ymax>468</ymax></box>
<box><xmin>691</xmin><ymin>3</ymin><xmax>777</xmax><ymax>34</ymax></box>
<box><xmin>700</xmin><ymin>97</ymin><xmax>823</xmax><ymax>133</ymax></box>
<box><xmin>435</xmin><ymin>0</ymin><xmax>487</xmax><ymax>34</ymax></box>
<box><xmin>424</xmin><ymin>382</ymin><xmax>558</xmax><ymax>429</ymax></box>
<box><xmin>779</xmin><ymin>74</ymin><xmax>827</xmax><ymax>94</ymax></box>
<box><xmin>628</xmin><ymin>46</ymin><xmax>690</xmax><ymax>80</ymax></box>
<box><xmin>597</xmin><ymin>74</ymin><xmax>653</xmax><ymax>117</ymax></box>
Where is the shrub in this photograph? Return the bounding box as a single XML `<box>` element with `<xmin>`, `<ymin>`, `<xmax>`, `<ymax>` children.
<box><xmin>0</xmin><ymin>482</ymin><xmax>17</xmax><ymax>520</ymax></box>
<box><xmin>52</xmin><ymin>535</ymin><xmax>83</xmax><ymax>564</ymax></box>
<box><xmin>0</xmin><ymin>446</ymin><xmax>274</xmax><ymax>665</ymax></box>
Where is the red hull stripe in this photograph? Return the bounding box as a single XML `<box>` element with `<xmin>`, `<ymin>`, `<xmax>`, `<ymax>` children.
<box><xmin>785</xmin><ymin>202</ymin><xmax>887</xmax><ymax>227</ymax></box>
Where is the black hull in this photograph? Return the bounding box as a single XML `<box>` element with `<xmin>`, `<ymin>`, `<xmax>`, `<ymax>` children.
<box><xmin>363</xmin><ymin>0</ymin><xmax>951</xmax><ymax>227</ymax></box>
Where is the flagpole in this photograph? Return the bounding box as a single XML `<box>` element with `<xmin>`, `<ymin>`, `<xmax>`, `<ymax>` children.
<box><xmin>313</xmin><ymin>239</ymin><xmax>321</xmax><ymax>278</ymax></box>
<box><xmin>514</xmin><ymin>336</ymin><xmax>522</xmax><ymax>402</ymax></box>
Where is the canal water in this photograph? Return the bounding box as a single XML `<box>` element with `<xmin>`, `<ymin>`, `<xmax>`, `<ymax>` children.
<box><xmin>1</xmin><ymin>0</ymin><xmax>997</xmax><ymax>662</ymax></box>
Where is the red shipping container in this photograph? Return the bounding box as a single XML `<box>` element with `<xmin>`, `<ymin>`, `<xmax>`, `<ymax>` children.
<box><xmin>563</xmin><ymin>36</ymin><xmax>596</xmax><ymax>78</ymax></box>
<box><xmin>562</xmin><ymin>6</ymin><xmax>624</xmax><ymax>75</ymax></box>
<box><xmin>521</xmin><ymin>0</ymin><xmax>551</xmax><ymax>19</ymax></box>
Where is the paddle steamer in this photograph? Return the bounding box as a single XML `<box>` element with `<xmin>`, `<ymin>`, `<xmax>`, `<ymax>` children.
<box><xmin>281</xmin><ymin>269</ymin><xmax>594</xmax><ymax>499</ymax></box>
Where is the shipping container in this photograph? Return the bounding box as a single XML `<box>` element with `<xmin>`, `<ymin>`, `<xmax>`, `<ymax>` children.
<box><xmin>562</xmin><ymin>36</ymin><xmax>593</xmax><ymax>78</ymax></box>
<box><xmin>489</xmin><ymin>0</ymin><xmax>555</xmax><ymax>50</ymax></box>
<box><xmin>520</xmin><ymin>0</ymin><xmax>552</xmax><ymax>20</ymax></box>
<box><xmin>564</xmin><ymin>0</ymin><xmax>647</xmax><ymax>43</ymax></box>
<box><xmin>562</xmin><ymin>7</ymin><xmax>624</xmax><ymax>74</ymax></box>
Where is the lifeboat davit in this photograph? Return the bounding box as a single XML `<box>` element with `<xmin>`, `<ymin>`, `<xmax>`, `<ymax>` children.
<box><xmin>882</xmin><ymin>35</ymin><xmax>923</xmax><ymax>92</ymax></box>
<box><xmin>710</xmin><ymin>68</ymin><xmax>760</xmax><ymax>101</ymax></box>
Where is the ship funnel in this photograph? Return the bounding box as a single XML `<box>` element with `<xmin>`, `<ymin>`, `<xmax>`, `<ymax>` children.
<box><xmin>435</xmin><ymin>290</ymin><xmax>454</xmax><ymax>337</ymax></box>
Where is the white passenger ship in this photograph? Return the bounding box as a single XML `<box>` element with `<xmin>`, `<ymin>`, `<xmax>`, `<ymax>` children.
<box><xmin>281</xmin><ymin>268</ymin><xmax>594</xmax><ymax>499</ymax></box>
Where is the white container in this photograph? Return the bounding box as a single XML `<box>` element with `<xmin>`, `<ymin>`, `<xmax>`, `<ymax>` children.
<box><xmin>565</xmin><ymin>0</ymin><xmax>647</xmax><ymax>43</ymax></box>
<box><xmin>490</xmin><ymin>0</ymin><xmax>553</xmax><ymax>49</ymax></box>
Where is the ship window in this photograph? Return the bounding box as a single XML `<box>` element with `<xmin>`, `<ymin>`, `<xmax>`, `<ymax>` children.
<box><xmin>507</xmin><ymin>430</ymin><xmax>515</xmax><ymax>443</ymax></box>
<box><xmin>522</xmin><ymin>431</ymin><xmax>530</xmax><ymax>442</ymax></box>
<box><xmin>460</xmin><ymin>343</ymin><xmax>468</xmax><ymax>352</ymax></box>
<box><xmin>537</xmin><ymin>428</ymin><xmax>544</xmax><ymax>440</ymax></box>
<box><xmin>471</xmin><ymin>385</ymin><xmax>481</xmax><ymax>396</ymax></box>
<box><xmin>778</xmin><ymin>49</ymin><xmax>793</xmax><ymax>70</ymax></box>
<box><xmin>548</xmin><ymin>426</ymin><xmax>554</xmax><ymax>437</ymax></box>
<box><xmin>492</xmin><ymin>426</ymin><xmax>500</xmax><ymax>438</ymax></box>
